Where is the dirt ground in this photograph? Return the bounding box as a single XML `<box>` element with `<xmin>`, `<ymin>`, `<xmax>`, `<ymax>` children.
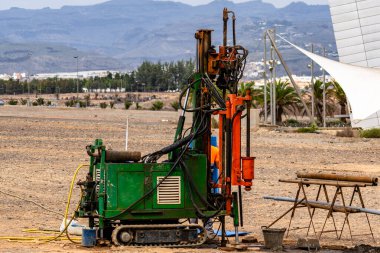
<box><xmin>0</xmin><ymin>105</ymin><xmax>379</xmax><ymax>252</ymax></box>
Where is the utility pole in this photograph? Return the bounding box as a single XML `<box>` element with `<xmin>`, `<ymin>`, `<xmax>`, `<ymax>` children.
<box><xmin>263</xmin><ymin>31</ymin><xmax>268</xmax><ymax>123</ymax></box>
<box><xmin>271</xmin><ymin>47</ymin><xmax>276</xmax><ymax>125</ymax></box>
<box><xmin>310</xmin><ymin>44</ymin><xmax>315</xmax><ymax>122</ymax></box>
<box><xmin>268</xmin><ymin>29</ymin><xmax>276</xmax><ymax>125</ymax></box>
<box><xmin>27</xmin><ymin>51</ymin><xmax>32</xmax><ymax>106</ymax></box>
<box><xmin>265</xmin><ymin>30</ymin><xmax>313</xmax><ymax>123</ymax></box>
<box><xmin>27</xmin><ymin>73</ymin><xmax>31</xmax><ymax>106</ymax></box>
<box><xmin>74</xmin><ymin>56</ymin><xmax>79</xmax><ymax>107</ymax></box>
<box><xmin>74</xmin><ymin>56</ymin><xmax>79</xmax><ymax>98</ymax></box>
<box><xmin>269</xmin><ymin>46</ymin><xmax>274</xmax><ymax>125</ymax></box>
<box><xmin>322</xmin><ymin>47</ymin><xmax>326</xmax><ymax>128</ymax></box>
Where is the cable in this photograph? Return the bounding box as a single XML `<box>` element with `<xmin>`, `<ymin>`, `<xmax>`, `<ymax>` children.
<box><xmin>0</xmin><ymin>189</ymin><xmax>63</xmax><ymax>218</ymax></box>
<box><xmin>179</xmin><ymin>160</ymin><xmax>215</xmax><ymax>210</ymax></box>
<box><xmin>180</xmin><ymin>160</ymin><xmax>225</xmax><ymax>219</ymax></box>
<box><xmin>109</xmin><ymin>114</ymin><xmax>208</xmax><ymax>219</ymax></box>
<box><xmin>45</xmin><ymin>164</ymin><xmax>88</xmax><ymax>243</ymax></box>
<box><xmin>0</xmin><ymin>164</ymin><xmax>88</xmax><ymax>244</ymax></box>
<box><xmin>178</xmin><ymin>78</ymin><xmax>209</xmax><ymax>112</ymax></box>
<box><xmin>142</xmin><ymin>111</ymin><xmax>209</xmax><ymax>163</ymax></box>
<box><xmin>205</xmin><ymin>217</ymin><xmax>222</xmax><ymax>240</ymax></box>
<box><xmin>203</xmin><ymin>74</ymin><xmax>226</xmax><ymax>108</ymax></box>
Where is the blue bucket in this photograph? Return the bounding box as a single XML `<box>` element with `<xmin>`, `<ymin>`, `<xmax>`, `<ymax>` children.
<box><xmin>82</xmin><ymin>228</ymin><xmax>97</xmax><ymax>247</ymax></box>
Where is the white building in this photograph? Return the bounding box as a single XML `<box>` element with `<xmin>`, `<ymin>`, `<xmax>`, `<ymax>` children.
<box><xmin>33</xmin><ymin>70</ymin><xmax>124</xmax><ymax>80</ymax></box>
<box><xmin>0</xmin><ymin>74</ymin><xmax>11</xmax><ymax>80</ymax></box>
<box><xmin>329</xmin><ymin>0</ymin><xmax>380</xmax><ymax>68</ymax></box>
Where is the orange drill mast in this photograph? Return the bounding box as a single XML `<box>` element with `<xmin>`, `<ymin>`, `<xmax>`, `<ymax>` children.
<box><xmin>193</xmin><ymin>8</ymin><xmax>255</xmax><ymax>245</ymax></box>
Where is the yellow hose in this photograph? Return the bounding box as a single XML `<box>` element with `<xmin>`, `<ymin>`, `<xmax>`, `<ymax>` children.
<box><xmin>45</xmin><ymin>163</ymin><xmax>88</xmax><ymax>243</ymax></box>
<box><xmin>0</xmin><ymin>236</ymin><xmax>81</xmax><ymax>242</ymax></box>
<box><xmin>0</xmin><ymin>164</ymin><xmax>88</xmax><ymax>244</ymax></box>
<box><xmin>22</xmin><ymin>228</ymin><xmax>60</xmax><ymax>234</ymax></box>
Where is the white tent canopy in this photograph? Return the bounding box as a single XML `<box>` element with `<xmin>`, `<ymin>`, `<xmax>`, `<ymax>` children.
<box><xmin>278</xmin><ymin>35</ymin><xmax>380</xmax><ymax>129</ymax></box>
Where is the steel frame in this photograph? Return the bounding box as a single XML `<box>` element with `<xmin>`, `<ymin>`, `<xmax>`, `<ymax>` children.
<box><xmin>268</xmin><ymin>181</ymin><xmax>375</xmax><ymax>242</ymax></box>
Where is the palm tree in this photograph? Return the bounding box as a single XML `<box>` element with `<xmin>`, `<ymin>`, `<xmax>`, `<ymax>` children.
<box><xmin>238</xmin><ymin>81</ymin><xmax>255</xmax><ymax>96</ymax></box>
<box><xmin>331</xmin><ymin>80</ymin><xmax>348</xmax><ymax>123</ymax></box>
<box><xmin>258</xmin><ymin>79</ymin><xmax>300</xmax><ymax>124</ymax></box>
<box><xmin>238</xmin><ymin>81</ymin><xmax>262</xmax><ymax>108</ymax></box>
<box><xmin>306</xmin><ymin>79</ymin><xmax>335</xmax><ymax>123</ymax></box>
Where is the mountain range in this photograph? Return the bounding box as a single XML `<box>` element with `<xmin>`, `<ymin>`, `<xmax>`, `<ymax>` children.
<box><xmin>0</xmin><ymin>0</ymin><xmax>336</xmax><ymax>75</ymax></box>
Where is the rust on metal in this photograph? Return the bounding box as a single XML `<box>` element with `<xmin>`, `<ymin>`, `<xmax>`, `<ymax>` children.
<box><xmin>296</xmin><ymin>172</ymin><xmax>378</xmax><ymax>186</ymax></box>
<box><xmin>266</xmin><ymin>172</ymin><xmax>378</xmax><ymax>241</ymax></box>
<box><xmin>105</xmin><ymin>151</ymin><xmax>141</xmax><ymax>162</ymax></box>
<box><xmin>279</xmin><ymin>179</ymin><xmax>372</xmax><ymax>188</ymax></box>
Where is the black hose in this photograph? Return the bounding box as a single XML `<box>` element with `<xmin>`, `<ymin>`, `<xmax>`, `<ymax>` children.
<box><xmin>148</xmin><ymin>111</ymin><xmax>209</xmax><ymax>163</ymax></box>
<box><xmin>180</xmin><ymin>160</ymin><xmax>225</xmax><ymax>219</ymax></box>
<box><xmin>179</xmin><ymin>160</ymin><xmax>215</xmax><ymax>210</ymax></box>
<box><xmin>109</xmin><ymin>114</ymin><xmax>210</xmax><ymax>218</ymax></box>
<box><xmin>178</xmin><ymin>79</ymin><xmax>210</xmax><ymax>112</ymax></box>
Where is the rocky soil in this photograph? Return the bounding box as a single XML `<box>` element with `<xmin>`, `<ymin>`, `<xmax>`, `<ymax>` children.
<box><xmin>0</xmin><ymin>106</ymin><xmax>379</xmax><ymax>252</ymax></box>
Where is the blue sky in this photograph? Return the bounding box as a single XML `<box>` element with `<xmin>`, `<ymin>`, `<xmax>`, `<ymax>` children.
<box><xmin>0</xmin><ymin>0</ymin><xmax>328</xmax><ymax>10</ymax></box>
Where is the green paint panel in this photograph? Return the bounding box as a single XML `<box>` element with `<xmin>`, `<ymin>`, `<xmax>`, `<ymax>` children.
<box><xmin>102</xmin><ymin>154</ymin><xmax>208</xmax><ymax>220</ymax></box>
<box><xmin>118</xmin><ymin>171</ymin><xmax>145</xmax><ymax>208</ymax></box>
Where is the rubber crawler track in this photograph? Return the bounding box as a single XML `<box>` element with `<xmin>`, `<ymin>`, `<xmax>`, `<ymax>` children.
<box><xmin>111</xmin><ymin>224</ymin><xmax>207</xmax><ymax>247</ymax></box>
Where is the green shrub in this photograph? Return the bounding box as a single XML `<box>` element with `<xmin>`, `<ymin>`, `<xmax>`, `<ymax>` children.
<box><xmin>360</xmin><ymin>128</ymin><xmax>380</xmax><ymax>138</ymax></box>
<box><xmin>109</xmin><ymin>101</ymin><xmax>115</xmax><ymax>109</ymax></box>
<box><xmin>327</xmin><ymin>120</ymin><xmax>348</xmax><ymax>128</ymax></box>
<box><xmin>135</xmin><ymin>102</ymin><xmax>141</xmax><ymax>110</ymax></box>
<box><xmin>99</xmin><ymin>102</ymin><xmax>108</xmax><ymax>109</ymax></box>
<box><xmin>65</xmin><ymin>100</ymin><xmax>74</xmax><ymax>107</ymax></box>
<box><xmin>20</xmin><ymin>98</ymin><xmax>27</xmax><ymax>105</ymax></box>
<box><xmin>8</xmin><ymin>99</ymin><xmax>18</xmax><ymax>105</ymax></box>
<box><xmin>170</xmin><ymin>101</ymin><xmax>179</xmax><ymax>111</ymax></box>
<box><xmin>32</xmin><ymin>101</ymin><xmax>38</xmax><ymax>106</ymax></box>
<box><xmin>36</xmin><ymin>97</ymin><xmax>45</xmax><ymax>105</ymax></box>
<box><xmin>84</xmin><ymin>95</ymin><xmax>91</xmax><ymax>106</ymax></box>
<box><xmin>124</xmin><ymin>100</ymin><xmax>132</xmax><ymax>110</ymax></box>
<box><xmin>283</xmin><ymin>118</ymin><xmax>301</xmax><ymax>127</ymax></box>
<box><xmin>297</xmin><ymin>123</ymin><xmax>318</xmax><ymax>133</ymax></box>
<box><xmin>78</xmin><ymin>101</ymin><xmax>87</xmax><ymax>108</ymax></box>
<box><xmin>151</xmin><ymin>100</ymin><xmax>164</xmax><ymax>111</ymax></box>
<box><xmin>46</xmin><ymin>101</ymin><xmax>52</xmax><ymax>106</ymax></box>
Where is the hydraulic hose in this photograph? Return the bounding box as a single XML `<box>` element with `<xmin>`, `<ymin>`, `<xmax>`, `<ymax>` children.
<box><xmin>45</xmin><ymin>164</ymin><xmax>88</xmax><ymax>243</ymax></box>
<box><xmin>110</xmin><ymin>114</ymin><xmax>209</xmax><ymax>218</ymax></box>
<box><xmin>0</xmin><ymin>165</ymin><xmax>88</xmax><ymax>244</ymax></box>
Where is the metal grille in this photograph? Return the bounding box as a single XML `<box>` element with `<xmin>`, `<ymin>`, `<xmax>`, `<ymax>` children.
<box><xmin>157</xmin><ymin>176</ymin><xmax>181</xmax><ymax>205</ymax></box>
<box><xmin>95</xmin><ymin>168</ymin><xmax>100</xmax><ymax>193</ymax></box>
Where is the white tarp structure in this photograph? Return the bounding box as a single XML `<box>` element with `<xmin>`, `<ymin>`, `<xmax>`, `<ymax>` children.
<box><xmin>278</xmin><ymin>35</ymin><xmax>380</xmax><ymax>128</ymax></box>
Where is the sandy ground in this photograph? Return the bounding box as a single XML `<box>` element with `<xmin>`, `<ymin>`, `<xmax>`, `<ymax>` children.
<box><xmin>0</xmin><ymin>105</ymin><xmax>380</xmax><ymax>252</ymax></box>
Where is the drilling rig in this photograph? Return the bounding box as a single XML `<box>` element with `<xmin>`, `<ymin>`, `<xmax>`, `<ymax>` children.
<box><xmin>76</xmin><ymin>8</ymin><xmax>254</xmax><ymax>247</ymax></box>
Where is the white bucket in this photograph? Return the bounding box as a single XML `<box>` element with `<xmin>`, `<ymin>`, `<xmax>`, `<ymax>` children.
<box><xmin>60</xmin><ymin>218</ymin><xmax>85</xmax><ymax>236</ymax></box>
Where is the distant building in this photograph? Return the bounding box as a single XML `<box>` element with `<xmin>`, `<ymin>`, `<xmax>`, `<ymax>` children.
<box><xmin>0</xmin><ymin>74</ymin><xmax>11</xmax><ymax>80</ymax></box>
<box><xmin>12</xmin><ymin>72</ymin><xmax>26</xmax><ymax>80</ymax></box>
<box><xmin>33</xmin><ymin>70</ymin><xmax>123</xmax><ymax>80</ymax></box>
<box><xmin>328</xmin><ymin>0</ymin><xmax>380</xmax><ymax>68</ymax></box>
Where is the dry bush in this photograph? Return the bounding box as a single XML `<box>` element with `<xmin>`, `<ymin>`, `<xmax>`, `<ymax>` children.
<box><xmin>336</xmin><ymin>127</ymin><xmax>355</xmax><ymax>137</ymax></box>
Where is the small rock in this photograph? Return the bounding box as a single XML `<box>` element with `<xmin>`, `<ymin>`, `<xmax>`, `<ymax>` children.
<box><xmin>242</xmin><ymin>236</ymin><xmax>258</xmax><ymax>243</ymax></box>
<box><xmin>296</xmin><ymin>238</ymin><xmax>320</xmax><ymax>250</ymax></box>
<box><xmin>219</xmin><ymin>246</ymin><xmax>235</xmax><ymax>251</ymax></box>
